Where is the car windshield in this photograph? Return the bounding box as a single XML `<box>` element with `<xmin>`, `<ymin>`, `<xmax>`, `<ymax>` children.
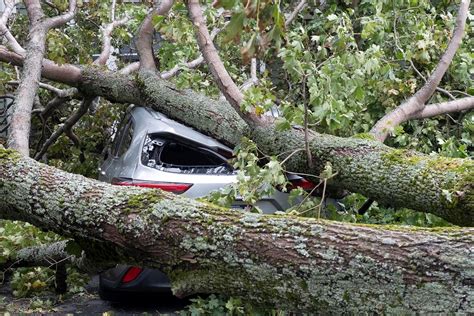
<box><xmin>141</xmin><ymin>134</ymin><xmax>234</xmax><ymax>175</ymax></box>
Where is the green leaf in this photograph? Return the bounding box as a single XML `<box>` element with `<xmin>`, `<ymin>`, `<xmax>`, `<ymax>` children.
<box><xmin>152</xmin><ymin>15</ymin><xmax>165</xmax><ymax>28</ymax></box>
<box><xmin>223</xmin><ymin>12</ymin><xmax>245</xmax><ymax>42</ymax></box>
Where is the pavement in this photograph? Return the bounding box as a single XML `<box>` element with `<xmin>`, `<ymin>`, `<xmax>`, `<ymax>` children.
<box><xmin>0</xmin><ymin>275</ymin><xmax>190</xmax><ymax>315</ymax></box>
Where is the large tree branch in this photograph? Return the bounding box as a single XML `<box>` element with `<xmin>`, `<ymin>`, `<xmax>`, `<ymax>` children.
<box><xmin>85</xmin><ymin>69</ymin><xmax>474</xmax><ymax>224</ymax></box>
<box><xmin>0</xmin><ymin>46</ymin><xmax>82</xmax><ymax>84</ymax></box>
<box><xmin>6</xmin><ymin>0</ymin><xmax>77</xmax><ymax>156</ymax></box>
<box><xmin>411</xmin><ymin>96</ymin><xmax>474</xmax><ymax>119</ymax></box>
<box><xmin>135</xmin><ymin>0</ymin><xmax>174</xmax><ymax>71</ymax></box>
<box><xmin>1</xmin><ymin>50</ymin><xmax>472</xmax><ymax>221</ymax></box>
<box><xmin>0</xmin><ymin>148</ymin><xmax>473</xmax><ymax>313</ymax></box>
<box><xmin>0</xmin><ymin>0</ymin><xmax>26</xmax><ymax>55</ymax></box>
<box><xmin>371</xmin><ymin>0</ymin><xmax>470</xmax><ymax>141</ymax></box>
<box><xmin>186</xmin><ymin>0</ymin><xmax>267</xmax><ymax>126</ymax></box>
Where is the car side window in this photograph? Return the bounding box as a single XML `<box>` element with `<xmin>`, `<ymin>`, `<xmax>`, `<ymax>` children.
<box><xmin>118</xmin><ymin>121</ymin><xmax>134</xmax><ymax>157</ymax></box>
<box><xmin>111</xmin><ymin>114</ymin><xmax>130</xmax><ymax>157</ymax></box>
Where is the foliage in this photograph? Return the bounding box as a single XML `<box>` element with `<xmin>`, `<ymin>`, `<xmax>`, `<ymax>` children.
<box><xmin>179</xmin><ymin>294</ymin><xmax>287</xmax><ymax>316</ymax></box>
<box><xmin>0</xmin><ymin>220</ymin><xmax>88</xmax><ymax>298</ymax></box>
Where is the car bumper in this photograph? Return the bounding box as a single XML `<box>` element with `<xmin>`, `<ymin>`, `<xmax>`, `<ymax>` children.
<box><xmin>99</xmin><ymin>265</ymin><xmax>173</xmax><ymax>301</ymax></box>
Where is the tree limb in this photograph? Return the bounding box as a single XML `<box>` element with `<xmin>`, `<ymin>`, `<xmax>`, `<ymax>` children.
<box><xmin>136</xmin><ymin>0</ymin><xmax>174</xmax><ymax>71</ymax></box>
<box><xmin>1</xmin><ymin>240</ymin><xmax>109</xmax><ymax>275</ymax></box>
<box><xmin>2</xmin><ymin>49</ymin><xmax>473</xmax><ymax>220</ymax></box>
<box><xmin>7</xmin><ymin>0</ymin><xmax>77</xmax><ymax>156</ymax></box>
<box><xmin>118</xmin><ymin>61</ymin><xmax>140</xmax><ymax>75</ymax></box>
<box><xmin>0</xmin><ymin>0</ymin><xmax>26</xmax><ymax>55</ymax></box>
<box><xmin>186</xmin><ymin>0</ymin><xmax>266</xmax><ymax>126</ymax></box>
<box><xmin>42</xmin><ymin>0</ymin><xmax>76</xmax><ymax>29</ymax></box>
<box><xmin>34</xmin><ymin>97</ymin><xmax>92</xmax><ymax>160</ymax></box>
<box><xmin>94</xmin><ymin>16</ymin><xmax>130</xmax><ymax>66</ymax></box>
<box><xmin>0</xmin><ymin>148</ymin><xmax>473</xmax><ymax>313</ymax></box>
<box><xmin>0</xmin><ymin>46</ymin><xmax>82</xmax><ymax>84</ymax></box>
<box><xmin>6</xmin><ymin>80</ymin><xmax>75</xmax><ymax>98</ymax></box>
<box><xmin>285</xmin><ymin>0</ymin><xmax>307</xmax><ymax>28</ymax></box>
<box><xmin>123</xmin><ymin>23</ymin><xmax>226</xmax><ymax>77</ymax></box>
<box><xmin>371</xmin><ymin>0</ymin><xmax>470</xmax><ymax>141</ymax></box>
<box><xmin>411</xmin><ymin>96</ymin><xmax>474</xmax><ymax>120</ymax></box>
<box><xmin>94</xmin><ymin>1</ymin><xmax>130</xmax><ymax>67</ymax></box>
<box><xmin>409</xmin><ymin>59</ymin><xmax>456</xmax><ymax>101</ymax></box>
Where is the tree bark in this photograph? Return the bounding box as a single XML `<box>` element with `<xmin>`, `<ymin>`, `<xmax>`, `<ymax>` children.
<box><xmin>0</xmin><ymin>148</ymin><xmax>473</xmax><ymax>313</ymax></box>
<box><xmin>0</xmin><ymin>54</ymin><xmax>472</xmax><ymax>224</ymax></box>
<box><xmin>7</xmin><ymin>0</ymin><xmax>47</xmax><ymax>155</ymax></box>
<box><xmin>79</xmin><ymin>69</ymin><xmax>474</xmax><ymax>225</ymax></box>
<box><xmin>6</xmin><ymin>0</ymin><xmax>76</xmax><ymax>156</ymax></box>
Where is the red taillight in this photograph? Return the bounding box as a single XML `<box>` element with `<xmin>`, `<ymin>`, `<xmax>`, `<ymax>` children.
<box><xmin>121</xmin><ymin>266</ymin><xmax>143</xmax><ymax>283</ymax></box>
<box><xmin>112</xmin><ymin>178</ymin><xmax>192</xmax><ymax>194</ymax></box>
<box><xmin>287</xmin><ymin>178</ymin><xmax>317</xmax><ymax>191</ymax></box>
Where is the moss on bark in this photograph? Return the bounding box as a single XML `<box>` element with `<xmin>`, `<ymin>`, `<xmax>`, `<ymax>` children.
<box><xmin>250</xmin><ymin>126</ymin><xmax>474</xmax><ymax>226</ymax></box>
<box><xmin>1</xmin><ymin>150</ymin><xmax>473</xmax><ymax>313</ymax></box>
<box><xmin>74</xmin><ymin>70</ymin><xmax>474</xmax><ymax>224</ymax></box>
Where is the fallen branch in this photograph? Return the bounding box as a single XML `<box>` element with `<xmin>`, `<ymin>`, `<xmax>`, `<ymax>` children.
<box><xmin>7</xmin><ymin>0</ymin><xmax>77</xmax><ymax>156</ymax></box>
<box><xmin>285</xmin><ymin>0</ymin><xmax>307</xmax><ymax>28</ymax></box>
<box><xmin>0</xmin><ymin>148</ymin><xmax>473</xmax><ymax>313</ymax></box>
<box><xmin>34</xmin><ymin>97</ymin><xmax>92</xmax><ymax>160</ymax></box>
<box><xmin>411</xmin><ymin>96</ymin><xmax>474</xmax><ymax>119</ymax></box>
<box><xmin>371</xmin><ymin>0</ymin><xmax>470</xmax><ymax>141</ymax></box>
<box><xmin>136</xmin><ymin>0</ymin><xmax>174</xmax><ymax>71</ymax></box>
<box><xmin>187</xmin><ymin>0</ymin><xmax>267</xmax><ymax>126</ymax></box>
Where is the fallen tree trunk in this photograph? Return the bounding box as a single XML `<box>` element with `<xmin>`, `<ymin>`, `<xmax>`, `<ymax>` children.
<box><xmin>82</xmin><ymin>69</ymin><xmax>474</xmax><ymax>225</ymax></box>
<box><xmin>1</xmin><ymin>147</ymin><xmax>473</xmax><ymax>313</ymax></box>
<box><xmin>0</xmin><ymin>54</ymin><xmax>472</xmax><ymax>223</ymax></box>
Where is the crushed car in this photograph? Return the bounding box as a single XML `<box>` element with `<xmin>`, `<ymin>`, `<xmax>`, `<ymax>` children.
<box><xmin>98</xmin><ymin>106</ymin><xmax>315</xmax><ymax>300</ymax></box>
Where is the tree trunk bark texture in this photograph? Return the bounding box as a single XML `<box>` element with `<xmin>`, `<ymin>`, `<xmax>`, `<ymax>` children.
<box><xmin>1</xmin><ymin>60</ymin><xmax>472</xmax><ymax>222</ymax></box>
<box><xmin>1</xmin><ymin>148</ymin><xmax>473</xmax><ymax>313</ymax></box>
<box><xmin>7</xmin><ymin>19</ymin><xmax>46</xmax><ymax>156</ymax></box>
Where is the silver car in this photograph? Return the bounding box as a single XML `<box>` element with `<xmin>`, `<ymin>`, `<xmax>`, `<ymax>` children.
<box><xmin>98</xmin><ymin>106</ymin><xmax>313</xmax><ymax>300</ymax></box>
<box><xmin>98</xmin><ymin>106</ymin><xmax>307</xmax><ymax>213</ymax></box>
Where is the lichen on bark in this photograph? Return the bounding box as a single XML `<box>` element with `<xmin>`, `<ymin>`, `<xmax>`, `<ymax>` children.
<box><xmin>1</xmin><ymin>150</ymin><xmax>473</xmax><ymax>313</ymax></box>
<box><xmin>250</xmin><ymin>126</ymin><xmax>474</xmax><ymax>226</ymax></box>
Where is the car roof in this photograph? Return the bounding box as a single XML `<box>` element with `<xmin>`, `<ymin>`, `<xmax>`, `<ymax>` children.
<box><xmin>130</xmin><ymin>106</ymin><xmax>232</xmax><ymax>152</ymax></box>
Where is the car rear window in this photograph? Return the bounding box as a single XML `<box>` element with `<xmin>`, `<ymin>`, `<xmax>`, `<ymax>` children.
<box><xmin>142</xmin><ymin>134</ymin><xmax>234</xmax><ymax>175</ymax></box>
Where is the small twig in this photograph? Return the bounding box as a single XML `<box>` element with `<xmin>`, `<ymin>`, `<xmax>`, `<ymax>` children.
<box><xmin>408</xmin><ymin>60</ymin><xmax>456</xmax><ymax>101</ymax></box>
<box><xmin>35</xmin><ymin>98</ymin><xmax>93</xmax><ymax>160</ymax></box>
<box><xmin>240</xmin><ymin>58</ymin><xmax>259</xmax><ymax>92</ymax></box>
<box><xmin>302</xmin><ymin>75</ymin><xmax>313</xmax><ymax>168</ymax></box>
<box><xmin>292</xmin><ymin>180</ymin><xmax>323</xmax><ymax>214</ymax></box>
<box><xmin>296</xmin><ymin>172</ymin><xmax>338</xmax><ymax>219</ymax></box>
<box><xmin>280</xmin><ymin>148</ymin><xmax>305</xmax><ymax>165</ymax></box>
<box><xmin>285</xmin><ymin>0</ymin><xmax>307</xmax><ymax>28</ymax></box>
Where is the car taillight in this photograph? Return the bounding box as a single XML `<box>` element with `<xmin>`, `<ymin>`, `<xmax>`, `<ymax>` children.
<box><xmin>112</xmin><ymin>178</ymin><xmax>192</xmax><ymax>194</ymax></box>
<box><xmin>121</xmin><ymin>266</ymin><xmax>143</xmax><ymax>283</ymax></box>
<box><xmin>287</xmin><ymin>178</ymin><xmax>317</xmax><ymax>191</ymax></box>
